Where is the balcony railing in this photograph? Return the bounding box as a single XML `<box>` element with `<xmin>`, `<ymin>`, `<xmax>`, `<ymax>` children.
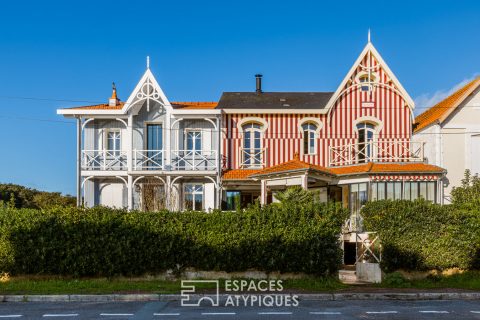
<box><xmin>329</xmin><ymin>140</ymin><xmax>424</xmax><ymax>167</ymax></box>
<box><xmin>170</xmin><ymin>150</ymin><xmax>217</xmax><ymax>171</ymax></box>
<box><xmin>240</xmin><ymin>148</ymin><xmax>266</xmax><ymax>169</ymax></box>
<box><xmin>82</xmin><ymin>149</ymin><xmax>218</xmax><ymax>171</ymax></box>
<box><xmin>133</xmin><ymin>150</ymin><xmax>164</xmax><ymax>170</ymax></box>
<box><xmin>82</xmin><ymin>150</ymin><xmax>128</xmax><ymax>171</ymax></box>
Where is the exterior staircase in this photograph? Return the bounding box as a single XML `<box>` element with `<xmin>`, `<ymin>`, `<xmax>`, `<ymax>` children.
<box><xmin>339</xmin><ymin>268</ymin><xmax>358</xmax><ymax>284</ymax></box>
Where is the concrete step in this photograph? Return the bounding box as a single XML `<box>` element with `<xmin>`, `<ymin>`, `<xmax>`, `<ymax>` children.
<box><xmin>339</xmin><ymin>269</ymin><xmax>357</xmax><ymax>283</ymax></box>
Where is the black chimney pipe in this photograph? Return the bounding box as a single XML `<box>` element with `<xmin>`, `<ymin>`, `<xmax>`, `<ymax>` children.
<box><xmin>255</xmin><ymin>74</ymin><xmax>263</xmax><ymax>94</ymax></box>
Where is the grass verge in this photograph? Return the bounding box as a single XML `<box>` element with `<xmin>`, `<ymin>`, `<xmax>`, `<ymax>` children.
<box><xmin>0</xmin><ymin>276</ymin><xmax>346</xmax><ymax>295</ymax></box>
<box><xmin>0</xmin><ymin>272</ymin><xmax>479</xmax><ymax>294</ymax></box>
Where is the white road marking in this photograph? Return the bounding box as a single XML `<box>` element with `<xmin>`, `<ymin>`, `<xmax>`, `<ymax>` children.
<box><xmin>0</xmin><ymin>316</ymin><xmax>23</xmax><ymax>319</ymax></box>
<box><xmin>43</xmin><ymin>315</ymin><xmax>78</xmax><ymax>317</ymax></box>
<box><xmin>153</xmin><ymin>313</ymin><xmax>180</xmax><ymax>316</ymax></box>
<box><xmin>310</xmin><ymin>311</ymin><xmax>342</xmax><ymax>315</ymax></box>
<box><xmin>419</xmin><ymin>311</ymin><xmax>449</xmax><ymax>313</ymax></box>
<box><xmin>366</xmin><ymin>311</ymin><xmax>398</xmax><ymax>314</ymax></box>
<box><xmin>258</xmin><ymin>312</ymin><xmax>292</xmax><ymax>315</ymax></box>
<box><xmin>201</xmin><ymin>313</ymin><xmax>236</xmax><ymax>315</ymax></box>
<box><xmin>100</xmin><ymin>314</ymin><xmax>134</xmax><ymax>317</ymax></box>
<box><xmin>471</xmin><ymin>311</ymin><xmax>480</xmax><ymax>314</ymax></box>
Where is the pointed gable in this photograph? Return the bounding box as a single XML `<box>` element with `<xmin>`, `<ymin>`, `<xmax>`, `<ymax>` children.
<box><xmin>325</xmin><ymin>41</ymin><xmax>415</xmax><ymax>114</ymax></box>
<box><xmin>122</xmin><ymin>68</ymin><xmax>171</xmax><ymax>114</ymax></box>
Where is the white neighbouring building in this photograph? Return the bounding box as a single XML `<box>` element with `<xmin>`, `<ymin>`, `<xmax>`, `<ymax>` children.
<box><xmin>413</xmin><ymin>77</ymin><xmax>480</xmax><ymax>203</ymax></box>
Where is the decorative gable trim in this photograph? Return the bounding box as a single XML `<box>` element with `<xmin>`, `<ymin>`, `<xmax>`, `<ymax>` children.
<box><xmin>325</xmin><ymin>42</ymin><xmax>415</xmax><ymax>116</ymax></box>
<box><xmin>121</xmin><ymin>68</ymin><xmax>171</xmax><ymax>114</ymax></box>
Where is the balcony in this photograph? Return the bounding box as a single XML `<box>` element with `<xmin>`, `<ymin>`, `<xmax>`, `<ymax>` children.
<box><xmin>82</xmin><ymin>150</ymin><xmax>128</xmax><ymax>171</ymax></box>
<box><xmin>170</xmin><ymin>150</ymin><xmax>217</xmax><ymax>171</ymax></box>
<box><xmin>81</xmin><ymin>149</ymin><xmax>217</xmax><ymax>171</ymax></box>
<box><xmin>133</xmin><ymin>150</ymin><xmax>164</xmax><ymax>170</ymax></box>
<box><xmin>329</xmin><ymin>140</ymin><xmax>424</xmax><ymax>167</ymax></box>
<box><xmin>240</xmin><ymin>148</ymin><xmax>266</xmax><ymax>169</ymax></box>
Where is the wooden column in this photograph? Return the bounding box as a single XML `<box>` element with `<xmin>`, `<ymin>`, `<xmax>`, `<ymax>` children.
<box><xmin>260</xmin><ymin>180</ymin><xmax>267</xmax><ymax>205</ymax></box>
<box><xmin>76</xmin><ymin>117</ymin><xmax>82</xmax><ymax>207</ymax></box>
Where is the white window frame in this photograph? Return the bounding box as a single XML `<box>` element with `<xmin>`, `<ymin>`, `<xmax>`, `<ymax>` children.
<box><xmin>241</xmin><ymin>122</ymin><xmax>264</xmax><ymax>167</ymax></box>
<box><xmin>105</xmin><ymin>129</ymin><xmax>121</xmax><ymax>155</ymax></box>
<box><xmin>184</xmin><ymin>183</ymin><xmax>204</xmax><ymax>211</ymax></box>
<box><xmin>184</xmin><ymin>129</ymin><xmax>203</xmax><ymax>152</ymax></box>
<box><xmin>301</xmin><ymin>122</ymin><xmax>318</xmax><ymax>155</ymax></box>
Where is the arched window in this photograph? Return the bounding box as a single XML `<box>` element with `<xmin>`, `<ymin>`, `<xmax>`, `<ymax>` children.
<box><xmin>302</xmin><ymin>123</ymin><xmax>317</xmax><ymax>155</ymax></box>
<box><xmin>357</xmin><ymin>73</ymin><xmax>376</xmax><ymax>92</ymax></box>
<box><xmin>357</xmin><ymin>122</ymin><xmax>375</xmax><ymax>162</ymax></box>
<box><xmin>242</xmin><ymin>122</ymin><xmax>263</xmax><ymax>167</ymax></box>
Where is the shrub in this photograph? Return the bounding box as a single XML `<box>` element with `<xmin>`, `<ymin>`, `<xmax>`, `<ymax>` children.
<box><xmin>362</xmin><ymin>199</ymin><xmax>480</xmax><ymax>272</ymax></box>
<box><xmin>0</xmin><ymin>202</ymin><xmax>348</xmax><ymax>277</ymax></box>
<box><xmin>451</xmin><ymin>170</ymin><xmax>480</xmax><ymax>209</ymax></box>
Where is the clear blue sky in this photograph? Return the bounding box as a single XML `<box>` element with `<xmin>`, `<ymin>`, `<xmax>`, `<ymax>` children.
<box><xmin>1</xmin><ymin>0</ymin><xmax>479</xmax><ymax>195</ymax></box>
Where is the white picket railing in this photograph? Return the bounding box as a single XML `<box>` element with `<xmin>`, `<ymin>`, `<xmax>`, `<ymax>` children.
<box><xmin>240</xmin><ymin>148</ymin><xmax>266</xmax><ymax>169</ymax></box>
<box><xmin>133</xmin><ymin>150</ymin><xmax>164</xmax><ymax>170</ymax></box>
<box><xmin>329</xmin><ymin>140</ymin><xmax>424</xmax><ymax>166</ymax></box>
<box><xmin>170</xmin><ymin>150</ymin><xmax>217</xmax><ymax>171</ymax></box>
<box><xmin>82</xmin><ymin>150</ymin><xmax>128</xmax><ymax>171</ymax></box>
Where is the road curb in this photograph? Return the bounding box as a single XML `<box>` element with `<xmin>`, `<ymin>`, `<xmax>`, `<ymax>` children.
<box><xmin>1</xmin><ymin>292</ymin><xmax>480</xmax><ymax>302</ymax></box>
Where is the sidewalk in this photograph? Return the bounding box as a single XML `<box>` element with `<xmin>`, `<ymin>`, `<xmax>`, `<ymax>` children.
<box><xmin>2</xmin><ymin>291</ymin><xmax>480</xmax><ymax>302</ymax></box>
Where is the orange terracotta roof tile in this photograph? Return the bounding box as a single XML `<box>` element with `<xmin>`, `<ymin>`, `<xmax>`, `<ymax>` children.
<box><xmin>330</xmin><ymin>162</ymin><xmax>445</xmax><ymax>175</ymax></box>
<box><xmin>66</xmin><ymin>102</ymin><xmax>125</xmax><ymax>110</ymax></box>
<box><xmin>171</xmin><ymin>101</ymin><xmax>218</xmax><ymax>109</ymax></box>
<box><xmin>63</xmin><ymin>101</ymin><xmax>218</xmax><ymax>111</ymax></box>
<box><xmin>250</xmin><ymin>153</ymin><xmax>333</xmax><ymax>177</ymax></box>
<box><xmin>414</xmin><ymin>77</ymin><xmax>480</xmax><ymax>132</ymax></box>
<box><xmin>222</xmin><ymin>169</ymin><xmax>262</xmax><ymax>180</ymax></box>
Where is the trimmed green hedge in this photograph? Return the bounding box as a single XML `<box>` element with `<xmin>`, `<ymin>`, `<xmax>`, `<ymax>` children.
<box><xmin>362</xmin><ymin>200</ymin><xmax>480</xmax><ymax>271</ymax></box>
<box><xmin>0</xmin><ymin>202</ymin><xmax>347</xmax><ymax>277</ymax></box>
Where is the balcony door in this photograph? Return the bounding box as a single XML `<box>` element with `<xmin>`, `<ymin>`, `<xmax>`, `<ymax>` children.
<box><xmin>146</xmin><ymin>124</ymin><xmax>163</xmax><ymax>169</ymax></box>
<box><xmin>357</xmin><ymin>123</ymin><xmax>375</xmax><ymax>163</ymax></box>
<box><xmin>243</xmin><ymin>123</ymin><xmax>262</xmax><ymax>167</ymax></box>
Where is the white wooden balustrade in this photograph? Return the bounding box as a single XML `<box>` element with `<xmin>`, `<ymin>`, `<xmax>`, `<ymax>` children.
<box><xmin>133</xmin><ymin>150</ymin><xmax>164</xmax><ymax>170</ymax></box>
<box><xmin>329</xmin><ymin>140</ymin><xmax>424</xmax><ymax>166</ymax></box>
<box><xmin>82</xmin><ymin>149</ymin><xmax>218</xmax><ymax>171</ymax></box>
<box><xmin>82</xmin><ymin>150</ymin><xmax>128</xmax><ymax>171</ymax></box>
<box><xmin>240</xmin><ymin>148</ymin><xmax>266</xmax><ymax>169</ymax></box>
<box><xmin>170</xmin><ymin>150</ymin><xmax>217</xmax><ymax>171</ymax></box>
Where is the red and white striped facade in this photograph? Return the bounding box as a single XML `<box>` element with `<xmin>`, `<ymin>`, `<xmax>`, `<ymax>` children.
<box><xmin>221</xmin><ymin>44</ymin><xmax>414</xmax><ymax>170</ymax></box>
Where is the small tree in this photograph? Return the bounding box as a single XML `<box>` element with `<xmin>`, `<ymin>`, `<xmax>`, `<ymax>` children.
<box><xmin>274</xmin><ymin>186</ymin><xmax>314</xmax><ymax>205</ymax></box>
<box><xmin>451</xmin><ymin>170</ymin><xmax>480</xmax><ymax>208</ymax></box>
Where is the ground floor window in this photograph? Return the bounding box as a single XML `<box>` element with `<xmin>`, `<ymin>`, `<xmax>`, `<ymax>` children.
<box><xmin>371</xmin><ymin>181</ymin><xmax>437</xmax><ymax>203</ymax></box>
<box><xmin>405</xmin><ymin>181</ymin><xmax>436</xmax><ymax>202</ymax></box>
<box><xmin>184</xmin><ymin>184</ymin><xmax>204</xmax><ymax>210</ymax></box>
<box><xmin>350</xmin><ymin>183</ymin><xmax>368</xmax><ymax>214</ymax></box>
<box><xmin>371</xmin><ymin>181</ymin><xmax>402</xmax><ymax>201</ymax></box>
<box><xmin>224</xmin><ymin>191</ymin><xmax>241</xmax><ymax>210</ymax></box>
<box><xmin>222</xmin><ymin>191</ymin><xmax>260</xmax><ymax>210</ymax></box>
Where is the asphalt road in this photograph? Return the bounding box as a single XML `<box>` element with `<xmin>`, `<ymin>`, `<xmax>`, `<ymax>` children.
<box><xmin>0</xmin><ymin>299</ymin><xmax>480</xmax><ymax>319</ymax></box>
